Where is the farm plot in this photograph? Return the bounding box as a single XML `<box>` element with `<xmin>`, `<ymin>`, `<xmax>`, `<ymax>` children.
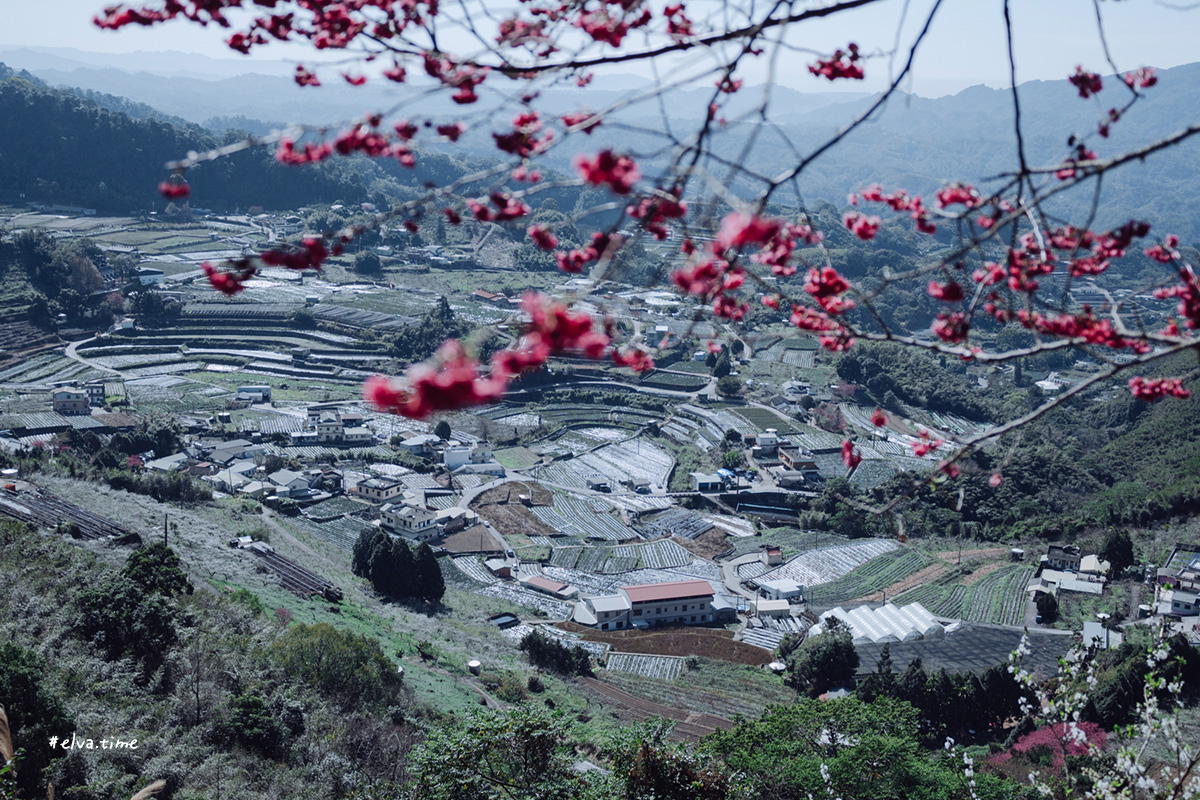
<box><xmin>0</xmin><ymin>354</ymin><xmax>60</xmax><ymax>382</ymax></box>
<box><xmin>606</xmin><ymin>653</ymin><xmax>684</xmax><ymax>680</ymax></box>
<box><xmin>125</xmin><ymin>378</ymin><xmax>229</xmax><ymax>411</ymax></box>
<box><xmin>123</xmin><ymin>361</ymin><xmax>204</xmax><ymax>377</ymax></box>
<box><xmin>732</xmin><ymin>407</ymin><xmax>798</xmax><ymax>433</ymax></box>
<box><xmin>679</xmin><ymin>404</ymin><xmax>755</xmax><ymax>437</ymax></box>
<box><xmin>0</xmin><ymin>355</ymin><xmax>87</xmax><ymax>384</ymax></box>
<box><xmin>450</xmin><ymin>556</ymin><xmax>498</xmax><ymax>585</ymax></box>
<box><xmin>757</xmin><ymin>540</ymin><xmax>900</xmax><ymax>588</ymax></box>
<box><xmin>894</xmin><ymin>583</ymin><xmax>972</xmax><ymax>620</ymax></box>
<box><xmin>550</xmin><ymin>540</ymin><xmax>692</xmax><ymax>573</ymax></box>
<box><xmin>570</xmin><ymin>438</ymin><xmax>673</xmax><ymax>488</ymax></box>
<box><xmin>638</xmin><ymin>371</ymin><xmax>708</xmax><ymax>392</ymax></box>
<box><xmin>961</xmin><ymin>566</ymin><xmax>1033</xmax><ymax>626</ymax></box>
<box><xmin>540</xmin><ymin>566</ymin><xmax>623</xmax><ymax>596</ymax></box>
<box><xmin>603</xmin><ymin>494</ymin><xmax>674</xmax><ymax>513</ymax></box>
<box><xmin>508</xmin><ymin>625</ymin><xmax>610</xmax><ymax>658</ymax></box>
<box><xmin>801</xmin><ymin>549</ymin><xmax>933</xmax><ymax>605</ymax></box>
<box><xmin>703</xmin><ymin>514</ymin><xmax>755</xmax><ymax>538</ymax></box>
<box><xmin>637</xmin><ymin>508</ymin><xmax>715</xmax><ymax>540</ymax></box>
<box><xmin>286</xmin><ymin>516</ymin><xmax>372</xmax><ymax>552</ymax></box>
<box><xmin>529</xmin><ymin>494</ymin><xmax>636</xmax><ymax>541</ymax></box>
<box><xmin>478</xmin><ymin>582</ymin><xmax>572</xmax><ymax>618</ymax></box>
<box><xmin>494</xmin><ymin>446</ymin><xmax>540</xmax><ymax>469</ymax></box>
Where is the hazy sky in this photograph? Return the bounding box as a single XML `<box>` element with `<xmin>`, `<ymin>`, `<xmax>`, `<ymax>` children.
<box><xmin>3</xmin><ymin>0</ymin><xmax>1198</xmax><ymax>97</ymax></box>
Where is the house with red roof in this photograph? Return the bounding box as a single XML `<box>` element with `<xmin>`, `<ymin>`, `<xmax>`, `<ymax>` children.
<box><xmin>572</xmin><ymin>579</ymin><xmax>716</xmax><ymax>630</ymax></box>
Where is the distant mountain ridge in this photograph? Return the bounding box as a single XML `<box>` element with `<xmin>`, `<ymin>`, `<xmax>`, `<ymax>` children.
<box><xmin>3</xmin><ymin>49</ymin><xmax>1199</xmax><ymax>241</ymax></box>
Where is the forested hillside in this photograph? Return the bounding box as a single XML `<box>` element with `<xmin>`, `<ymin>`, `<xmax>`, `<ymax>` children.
<box><xmin>0</xmin><ymin>64</ymin><xmax>473</xmax><ymax>214</ymax></box>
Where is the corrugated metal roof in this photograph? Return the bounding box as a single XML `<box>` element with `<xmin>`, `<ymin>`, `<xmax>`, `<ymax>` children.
<box><xmin>525</xmin><ymin>575</ymin><xmax>569</xmax><ymax>593</ymax></box>
<box><xmin>621</xmin><ymin>579</ymin><xmax>714</xmax><ymax>604</ymax></box>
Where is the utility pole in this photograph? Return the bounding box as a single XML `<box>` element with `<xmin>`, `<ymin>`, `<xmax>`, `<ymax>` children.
<box><xmin>163</xmin><ymin>512</ymin><xmax>168</xmax><ymax>546</ymax></box>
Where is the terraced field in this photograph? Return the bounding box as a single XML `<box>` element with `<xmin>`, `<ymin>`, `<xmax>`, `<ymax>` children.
<box><xmin>733</xmin><ymin>407</ymin><xmax>798</xmax><ymax>433</ymax></box>
<box><xmin>894</xmin><ymin>565</ymin><xmax>1033</xmax><ymax>625</ymax></box>
<box><xmin>529</xmin><ymin>494</ymin><xmax>633</xmax><ymax>541</ymax></box>
<box><xmin>800</xmin><ymin>549</ymin><xmax>933</xmax><ymax>606</ymax></box>
<box><xmin>606</xmin><ymin>653</ymin><xmax>684</xmax><ymax>680</ymax></box>
<box><xmin>755</xmin><ymin>539</ymin><xmax>900</xmax><ymax>588</ymax></box>
<box><xmin>549</xmin><ymin>539</ymin><xmax>692</xmax><ymax>573</ymax></box>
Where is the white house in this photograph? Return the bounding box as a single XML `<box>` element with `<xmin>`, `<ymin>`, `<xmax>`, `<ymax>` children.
<box><xmin>137</xmin><ymin>266</ymin><xmax>164</xmax><ymax>285</ymax></box>
<box><xmin>758</xmin><ymin>578</ymin><xmax>803</xmax><ymax>602</ymax></box>
<box><xmin>380</xmin><ymin>502</ymin><xmax>438</xmax><ymax>539</ymax></box>
<box><xmin>342</xmin><ymin>426</ymin><xmax>373</xmax><ymax>445</ymax></box>
<box><xmin>352</xmin><ymin>477</ymin><xmax>406</xmax><ymax>504</ymax></box>
<box><xmin>399</xmin><ymin>434</ymin><xmax>441</xmax><ymax>456</ymax></box>
<box><xmin>315</xmin><ymin>411</ymin><xmax>344</xmax><ymax>443</ymax></box>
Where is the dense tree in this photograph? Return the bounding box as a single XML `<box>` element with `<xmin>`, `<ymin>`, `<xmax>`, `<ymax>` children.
<box><xmin>0</xmin><ymin>643</ymin><xmax>76</xmax><ymax>799</ymax></box>
<box><xmin>519</xmin><ymin>630</ymin><xmax>592</xmax><ymax>676</ymax></box>
<box><xmin>75</xmin><ymin>574</ymin><xmax>179</xmax><ymax>667</ymax></box>
<box><xmin>1099</xmin><ymin>529</ymin><xmax>1135</xmax><ymax>577</ymax></box>
<box><xmin>413</xmin><ymin>542</ymin><xmax>445</xmax><ymax>602</ymax></box>
<box><xmin>407</xmin><ymin>707</ymin><xmax>592</xmax><ymax>800</ymax></box>
<box><xmin>269</xmin><ymin>622</ymin><xmax>400</xmax><ymax>708</ymax></box>
<box><xmin>704</xmin><ymin>696</ymin><xmax>1008</xmax><ymax>800</ymax></box>
<box><xmin>784</xmin><ymin>622</ymin><xmax>859</xmax><ymax>698</ymax></box>
<box><xmin>1036</xmin><ymin>592</ymin><xmax>1059</xmax><ymax>623</ymax></box>
<box><xmin>354</xmin><ymin>250</ymin><xmax>382</xmax><ymax>274</ymax></box>
<box><xmin>122</xmin><ymin>541</ymin><xmax>193</xmax><ymax>596</ymax></box>
<box><xmin>390</xmin><ymin>297</ymin><xmax>470</xmax><ymax>363</ymax></box>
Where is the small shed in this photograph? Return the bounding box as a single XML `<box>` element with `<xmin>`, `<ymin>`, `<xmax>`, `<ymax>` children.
<box><xmin>484</xmin><ymin>558</ymin><xmax>513</xmax><ymax>579</ymax></box>
<box><xmin>752</xmin><ymin>598</ymin><xmax>791</xmax><ymax>617</ymax></box>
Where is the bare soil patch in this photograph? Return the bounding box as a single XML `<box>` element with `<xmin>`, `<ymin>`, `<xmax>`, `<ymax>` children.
<box><xmin>577</xmin><ymin>677</ymin><xmax>733</xmax><ymax>743</ymax></box>
<box><xmin>672</xmin><ymin>528</ymin><xmax>730</xmax><ymax>561</ymax></box>
<box><xmin>469</xmin><ymin>481</ymin><xmax>559</xmax><ymax>539</ymax></box>
<box><xmin>557</xmin><ymin>621</ymin><xmax>768</xmax><ymax>665</ymax></box>
<box><xmin>961</xmin><ymin>561</ymin><xmax>1009</xmax><ymax>586</ymax></box>
<box><xmin>933</xmin><ymin>547</ymin><xmax>1009</xmax><ymax>563</ymax></box>
<box><xmin>441</xmin><ymin>524</ymin><xmax>505</xmax><ymax>554</ymax></box>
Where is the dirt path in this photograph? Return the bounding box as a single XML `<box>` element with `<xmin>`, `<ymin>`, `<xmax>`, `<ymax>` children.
<box><xmin>259</xmin><ymin>509</ymin><xmax>345</xmax><ymax>578</ymax></box>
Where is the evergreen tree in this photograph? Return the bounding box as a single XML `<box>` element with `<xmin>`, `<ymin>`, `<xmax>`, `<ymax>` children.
<box><xmin>414</xmin><ymin>542</ymin><xmax>445</xmax><ymax>601</ymax></box>
<box><xmin>712</xmin><ymin>350</ymin><xmax>732</xmax><ymax>378</ymax></box>
<box><xmin>1100</xmin><ymin>529</ymin><xmax>1135</xmax><ymax>576</ymax></box>
<box><xmin>855</xmin><ymin>643</ymin><xmax>896</xmax><ymax>703</ymax></box>
<box><xmin>376</xmin><ymin>537</ymin><xmax>416</xmax><ymax>598</ymax></box>
<box><xmin>352</xmin><ymin>528</ymin><xmax>384</xmax><ymax>577</ymax></box>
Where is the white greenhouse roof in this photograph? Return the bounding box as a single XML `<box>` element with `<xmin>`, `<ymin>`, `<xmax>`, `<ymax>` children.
<box><xmin>812</xmin><ymin>602</ymin><xmax>944</xmax><ymax>644</ymax></box>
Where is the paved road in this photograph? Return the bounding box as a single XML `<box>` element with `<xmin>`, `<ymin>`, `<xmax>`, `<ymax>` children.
<box><xmin>721</xmin><ymin>553</ymin><xmax>762</xmax><ymax>601</ymax></box>
<box><xmin>64</xmin><ymin>336</ymin><xmax>127</xmax><ymax>378</ymax></box>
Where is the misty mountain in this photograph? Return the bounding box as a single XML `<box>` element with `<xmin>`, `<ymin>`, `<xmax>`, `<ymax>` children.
<box><xmin>4</xmin><ymin>44</ymin><xmax>1199</xmax><ymax>241</ymax></box>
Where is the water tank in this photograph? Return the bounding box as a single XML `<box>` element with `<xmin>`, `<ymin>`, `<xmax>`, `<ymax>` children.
<box><xmin>467</xmin><ymin>660</ymin><xmax>482</xmax><ymax>675</ymax></box>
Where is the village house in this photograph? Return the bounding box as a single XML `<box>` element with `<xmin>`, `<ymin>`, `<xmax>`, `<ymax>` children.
<box><xmin>267</xmin><ymin>469</ymin><xmax>312</xmax><ymax>498</ymax></box>
<box><xmin>398</xmin><ymin>433</ymin><xmax>441</xmax><ymax>456</ymax></box>
<box><xmin>1044</xmin><ymin>544</ymin><xmax>1083</xmax><ymax>572</ymax></box>
<box><xmin>380</xmin><ymin>502</ymin><xmax>439</xmax><ymax>540</ymax></box>
<box><xmin>575</xmin><ymin>579</ymin><xmax>717</xmax><ymax>630</ymax></box>
<box><xmin>351</xmin><ymin>477</ymin><xmax>406</xmax><ymax>504</ymax></box>
<box><xmin>51</xmin><ymin>387</ymin><xmax>90</xmax><ymax>416</ymax></box>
